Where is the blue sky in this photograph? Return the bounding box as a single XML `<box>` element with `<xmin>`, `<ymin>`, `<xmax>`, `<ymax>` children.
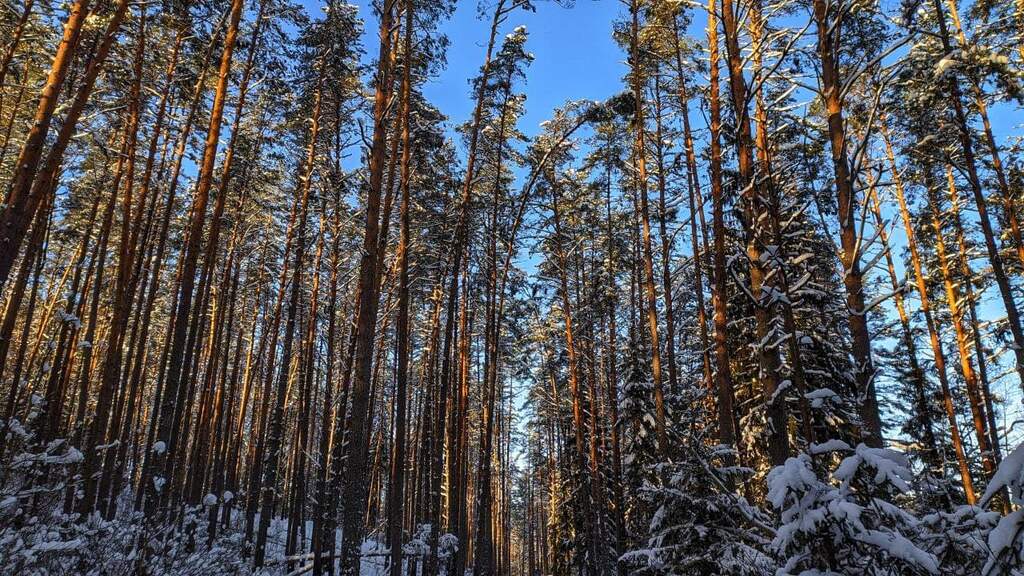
<box><xmin>420</xmin><ymin>1</ymin><xmax>629</xmax><ymax>134</ymax></box>
<box><xmin>340</xmin><ymin>0</ymin><xmax>634</xmax><ymax>138</ymax></box>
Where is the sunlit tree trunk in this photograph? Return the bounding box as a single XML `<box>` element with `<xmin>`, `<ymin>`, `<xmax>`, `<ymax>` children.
<box><xmin>930</xmin><ymin>166</ymin><xmax>996</xmax><ymax>478</ymax></box>
<box><xmin>104</xmin><ymin>25</ymin><xmax>185</xmax><ymax>519</ymax></box>
<box><xmin>866</xmin><ymin>184</ymin><xmax>940</xmax><ymax>464</ymax></box>
<box><xmin>946</xmin><ymin>173</ymin><xmax>1004</xmax><ymax>471</ymax></box>
<box><xmin>389</xmin><ymin>2</ymin><xmax>414</xmax><ymax>572</ymax></box>
<box><xmin>338</xmin><ymin>1</ymin><xmax>397</xmax><ymax>572</ymax></box>
<box><xmin>720</xmin><ymin>0</ymin><xmax>788</xmax><ymax>464</ymax></box>
<box><xmin>927</xmin><ymin>0</ymin><xmax>1024</xmax><ymax>389</ymax></box>
<box><xmin>880</xmin><ymin>121</ymin><xmax>976</xmax><ymax>502</ymax></box>
<box><xmin>707</xmin><ymin>0</ymin><xmax>739</xmax><ymax>460</ymax></box>
<box><xmin>811</xmin><ymin>0</ymin><xmax>882</xmax><ymax>446</ymax></box>
<box><xmin>147</xmin><ymin>0</ymin><xmax>245</xmax><ymax>516</ymax></box>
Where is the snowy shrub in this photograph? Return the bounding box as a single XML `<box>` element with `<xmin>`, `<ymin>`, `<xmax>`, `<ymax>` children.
<box><xmin>403</xmin><ymin>523</ymin><xmax>432</xmax><ymax>558</ymax></box>
<box><xmin>769</xmin><ymin>444</ymin><xmax>939</xmax><ymax>575</ymax></box>
<box><xmin>437</xmin><ymin>531</ymin><xmax>459</xmax><ymax>568</ymax></box>
<box><xmin>0</xmin><ymin>501</ymin><xmax>255</xmax><ymax>576</ymax></box>
<box><xmin>0</xmin><ymin>508</ymin><xmax>140</xmax><ymax>576</ymax></box>
<box><xmin>917</xmin><ymin>504</ymin><xmax>997</xmax><ymax>575</ymax></box>
<box><xmin>624</xmin><ymin>447</ymin><xmax>775</xmax><ymax>576</ymax></box>
<box><xmin>979</xmin><ymin>442</ymin><xmax>1024</xmax><ymax>575</ymax></box>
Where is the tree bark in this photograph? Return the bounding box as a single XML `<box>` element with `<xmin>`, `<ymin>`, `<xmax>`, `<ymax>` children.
<box><xmin>146</xmin><ymin>0</ymin><xmax>245</xmax><ymax>516</ymax></box>
<box><xmin>338</xmin><ymin>1</ymin><xmax>397</xmax><ymax>572</ymax></box>
<box><xmin>706</xmin><ymin>0</ymin><xmax>739</xmax><ymax>458</ymax></box>
<box><xmin>931</xmin><ymin>166</ymin><xmax>996</xmax><ymax>478</ymax></box>
<box><xmin>720</xmin><ymin>0</ymin><xmax>788</xmax><ymax>464</ymax></box>
<box><xmin>389</xmin><ymin>2</ymin><xmax>414</xmax><ymax>572</ymax></box>
<box><xmin>928</xmin><ymin>0</ymin><xmax>1024</xmax><ymax>390</ymax></box>
<box><xmin>811</xmin><ymin>0</ymin><xmax>882</xmax><ymax>446</ymax></box>
<box><xmin>880</xmin><ymin>121</ymin><xmax>977</xmax><ymax>502</ymax></box>
<box><xmin>629</xmin><ymin>0</ymin><xmax>668</xmax><ymax>454</ymax></box>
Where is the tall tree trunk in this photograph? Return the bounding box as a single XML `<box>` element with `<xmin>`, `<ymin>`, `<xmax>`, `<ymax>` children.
<box><xmin>473</xmin><ymin>53</ymin><xmax>520</xmax><ymax>576</ymax></box>
<box><xmin>285</xmin><ymin>214</ymin><xmax>325</xmax><ymax>563</ymax></box>
<box><xmin>66</xmin><ymin>132</ymin><xmax>125</xmax><ymax>512</ymax></box>
<box><xmin>146</xmin><ymin>0</ymin><xmax>245</xmax><ymax>516</ymax></box>
<box><xmin>104</xmin><ymin>26</ymin><xmax>185</xmax><ymax>519</ymax></box>
<box><xmin>184</xmin><ymin>0</ymin><xmax>267</xmax><ymax>511</ymax></box>
<box><xmin>747</xmin><ymin>1</ymin><xmax>817</xmax><ymax>448</ymax></box>
<box><xmin>931</xmin><ymin>166</ymin><xmax>996</xmax><ymax>478</ymax></box>
<box><xmin>811</xmin><ymin>0</ymin><xmax>882</xmax><ymax>446</ymax></box>
<box><xmin>338</xmin><ymin>1</ymin><xmax>397</xmax><ymax>572</ymax></box>
<box><xmin>254</xmin><ymin>69</ymin><xmax>324</xmax><ymax>568</ymax></box>
<box><xmin>36</xmin><ymin>174</ymin><xmax>104</xmax><ymax>445</ymax></box>
<box><xmin>946</xmin><ymin>171</ymin><xmax>1004</xmax><ymax>471</ymax></box>
<box><xmin>706</xmin><ymin>0</ymin><xmax>739</xmax><ymax>459</ymax></box>
<box><xmin>880</xmin><ymin>121</ymin><xmax>977</xmax><ymax>503</ymax></box>
<box><xmin>629</xmin><ymin>0</ymin><xmax>668</xmax><ymax>454</ymax></box>
<box><xmin>389</xmin><ymin>2</ymin><xmax>414</xmax><ymax>572</ymax></box>
<box><xmin>312</xmin><ymin>198</ymin><xmax>344</xmax><ymax>576</ymax></box>
<box><xmin>928</xmin><ymin>0</ymin><xmax>1024</xmax><ymax>390</ymax></box>
<box><xmin>720</xmin><ymin>0</ymin><xmax>788</xmax><ymax>464</ymax></box>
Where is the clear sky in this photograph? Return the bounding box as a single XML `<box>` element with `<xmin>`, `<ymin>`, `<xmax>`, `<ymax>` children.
<box><xmin>324</xmin><ymin>1</ymin><xmax>639</xmax><ymax>139</ymax></box>
<box><xmin>420</xmin><ymin>1</ymin><xmax>630</xmax><ymax>135</ymax></box>
<box><xmin>292</xmin><ymin>1</ymin><xmax>649</xmax><ymax>190</ymax></box>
